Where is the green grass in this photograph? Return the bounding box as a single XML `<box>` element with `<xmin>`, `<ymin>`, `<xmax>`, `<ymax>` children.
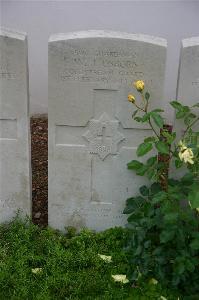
<box><xmin>0</xmin><ymin>217</ymin><xmax>180</xmax><ymax>300</ymax></box>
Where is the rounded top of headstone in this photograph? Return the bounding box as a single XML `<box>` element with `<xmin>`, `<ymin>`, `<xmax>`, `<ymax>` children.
<box><xmin>49</xmin><ymin>30</ymin><xmax>167</xmax><ymax>47</ymax></box>
<box><xmin>0</xmin><ymin>27</ymin><xmax>27</xmax><ymax>40</ymax></box>
<box><xmin>182</xmin><ymin>36</ymin><xmax>199</xmax><ymax>48</ymax></box>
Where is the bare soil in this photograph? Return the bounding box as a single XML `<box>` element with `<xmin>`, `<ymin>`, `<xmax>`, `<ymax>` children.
<box><xmin>31</xmin><ymin>115</ymin><xmax>48</xmax><ymax>227</ymax></box>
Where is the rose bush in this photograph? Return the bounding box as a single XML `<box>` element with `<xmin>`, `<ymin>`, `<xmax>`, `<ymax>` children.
<box><xmin>124</xmin><ymin>80</ymin><xmax>199</xmax><ymax>297</ymax></box>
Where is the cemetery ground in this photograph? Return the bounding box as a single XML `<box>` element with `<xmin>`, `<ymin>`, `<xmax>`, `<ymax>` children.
<box><xmin>0</xmin><ymin>217</ymin><xmax>181</xmax><ymax>300</ymax></box>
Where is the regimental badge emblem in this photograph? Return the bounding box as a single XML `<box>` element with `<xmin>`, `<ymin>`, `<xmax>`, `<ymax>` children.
<box><xmin>83</xmin><ymin>113</ymin><xmax>125</xmax><ymax>160</ymax></box>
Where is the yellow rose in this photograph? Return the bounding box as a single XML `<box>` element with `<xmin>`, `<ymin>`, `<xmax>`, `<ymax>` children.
<box><xmin>128</xmin><ymin>94</ymin><xmax>135</xmax><ymax>103</ymax></box>
<box><xmin>134</xmin><ymin>80</ymin><xmax>145</xmax><ymax>92</ymax></box>
<box><xmin>179</xmin><ymin>148</ymin><xmax>194</xmax><ymax>164</ymax></box>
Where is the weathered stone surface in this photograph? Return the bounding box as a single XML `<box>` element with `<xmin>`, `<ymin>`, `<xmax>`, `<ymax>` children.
<box><xmin>177</xmin><ymin>37</ymin><xmax>199</xmax><ymax>106</ymax></box>
<box><xmin>175</xmin><ymin>37</ymin><xmax>199</xmax><ymax>140</ymax></box>
<box><xmin>0</xmin><ymin>28</ymin><xmax>31</xmax><ymax>223</ymax></box>
<box><xmin>48</xmin><ymin>30</ymin><xmax>167</xmax><ymax>231</ymax></box>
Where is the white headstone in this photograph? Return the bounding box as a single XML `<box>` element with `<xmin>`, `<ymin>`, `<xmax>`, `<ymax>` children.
<box><xmin>0</xmin><ymin>28</ymin><xmax>31</xmax><ymax>222</ymax></box>
<box><xmin>177</xmin><ymin>37</ymin><xmax>199</xmax><ymax>105</ymax></box>
<box><xmin>176</xmin><ymin>37</ymin><xmax>199</xmax><ymax>141</ymax></box>
<box><xmin>48</xmin><ymin>30</ymin><xmax>167</xmax><ymax>231</ymax></box>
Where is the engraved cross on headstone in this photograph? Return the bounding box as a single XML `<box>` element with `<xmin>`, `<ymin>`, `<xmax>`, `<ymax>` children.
<box><xmin>82</xmin><ymin>112</ymin><xmax>125</xmax><ymax>160</ymax></box>
<box><xmin>55</xmin><ymin>88</ymin><xmax>127</xmax><ymax>205</ymax></box>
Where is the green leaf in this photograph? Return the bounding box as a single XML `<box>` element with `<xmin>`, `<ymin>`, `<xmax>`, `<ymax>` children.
<box><xmin>136</xmin><ymin>142</ymin><xmax>153</xmax><ymax>157</ymax></box>
<box><xmin>144</xmin><ymin>136</ymin><xmax>156</xmax><ymax>143</ymax></box>
<box><xmin>164</xmin><ymin>213</ymin><xmax>178</xmax><ymax>222</ymax></box>
<box><xmin>175</xmin><ymin>262</ymin><xmax>185</xmax><ymax>275</ymax></box>
<box><xmin>146</xmin><ymin>156</ymin><xmax>157</xmax><ymax>167</ymax></box>
<box><xmin>151</xmin><ymin>191</ymin><xmax>167</xmax><ymax>204</ymax></box>
<box><xmin>160</xmin><ymin>230</ymin><xmax>175</xmax><ymax>243</ymax></box>
<box><xmin>146</xmin><ymin>168</ymin><xmax>156</xmax><ymax>180</ymax></box>
<box><xmin>133</xmin><ymin>196</ymin><xmax>146</xmax><ymax>204</ymax></box>
<box><xmin>127</xmin><ymin>160</ymin><xmax>143</xmax><ymax>170</ymax></box>
<box><xmin>136</xmin><ymin>164</ymin><xmax>148</xmax><ymax>176</ymax></box>
<box><xmin>176</xmin><ymin>110</ymin><xmax>187</xmax><ymax>119</ymax></box>
<box><xmin>126</xmin><ymin>197</ymin><xmax>135</xmax><ymax>206</ymax></box>
<box><xmin>139</xmin><ymin>185</ymin><xmax>149</xmax><ymax>196</ymax></box>
<box><xmin>170</xmin><ymin>101</ymin><xmax>183</xmax><ymax>110</ymax></box>
<box><xmin>175</xmin><ymin>159</ymin><xmax>183</xmax><ymax>169</ymax></box>
<box><xmin>151</xmin><ymin>109</ymin><xmax>164</xmax><ymax>113</ymax></box>
<box><xmin>123</xmin><ymin>204</ymin><xmax>135</xmax><ymax>214</ymax></box>
<box><xmin>188</xmin><ymin>184</ymin><xmax>199</xmax><ymax>209</ymax></box>
<box><xmin>134</xmin><ymin>116</ymin><xmax>143</xmax><ymax>122</ymax></box>
<box><xmin>181</xmin><ymin>173</ymin><xmax>195</xmax><ymax>185</ymax></box>
<box><xmin>150</xmin><ymin>183</ymin><xmax>162</xmax><ymax>195</ymax></box>
<box><xmin>184</xmin><ymin>113</ymin><xmax>196</xmax><ymax>126</ymax></box>
<box><xmin>193</xmin><ymin>102</ymin><xmax>199</xmax><ymax>108</ymax></box>
<box><xmin>155</xmin><ymin>141</ymin><xmax>169</xmax><ymax>154</ymax></box>
<box><xmin>145</xmin><ymin>92</ymin><xmax>150</xmax><ymax>100</ymax></box>
<box><xmin>151</xmin><ymin>112</ymin><xmax>164</xmax><ymax>128</ymax></box>
<box><xmin>182</xmin><ymin>105</ymin><xmax>190</xmax><ymax>113</ymax></box>
<box><xmin>190</xmin><ymin>239</ymin><xmax>199</xmax><ymax>250</ymax></box>
<box><xmin>185</xmin><ymin>260</ymin><xmax>195</xmax><ymax>272</ymax></box>
<box><xmin>141</xmin><ymin>113</ymin><xmax>150</xmax><ymax>123</ymax></box>
<box><xmin>168</xmin><ymin>178</ymin><xmax>180</xmax><ymax>186</ymax></box>
<box><xmin>161</xmin><ymin>131</ymin><xmax>176</xmax><ymax>144</ymax></box>
<box><xmin>124</xmin><ymin>196</ymin><xmax>145</xmax><ymax>214</ymax></box>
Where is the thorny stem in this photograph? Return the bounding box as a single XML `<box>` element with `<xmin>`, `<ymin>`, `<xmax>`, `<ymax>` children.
<box><xmin>141</xmin><ymin>93</ymin><xmax>175</xmax><ymax>186</ymax></box>
<box><xmin>133</xmin><ymin>102</ymin><xmax>145</xmax><ymax>112</ymax></box>
<box><xmin>141</xmin><ymin>92</ymin><xmax>147</xmax><ymax>111</ymax></box>
<box><xmin>141</xmin><ymin>92</ymin><xmax>160</xmax><ymax>139</ymax></box>
<box><xmin>148</xmin><ymin>118</ymin><xmax>160</xmax><ymax>139</ymax></box>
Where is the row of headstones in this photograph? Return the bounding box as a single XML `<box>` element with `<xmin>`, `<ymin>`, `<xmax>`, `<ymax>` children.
<box><xmin>0</xmin><ymin>28</ymin><xmax>199</xmax><ymax>231</ymax></box>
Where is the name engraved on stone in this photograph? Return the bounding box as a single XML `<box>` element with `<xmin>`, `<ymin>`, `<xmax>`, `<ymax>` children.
<box><xmin>57</xmin><ymin>46</ymin><xmax>144</xmax><ymax>84</ymax></box>
<box><xmin>81</xmin><ymin>207</ymin><xmax>124</xmax><ymax>220</ymax></box>
<box><xmin>192</xmin><ymin>78</ymin><xmax>199</xmax><ymax>86</ymax></box>
<box><xmin>0</xmin><ymin>197</ymin><xmax>17</xmax><ymax>209</ymax></box>
<box><xmin>62</xmin><ymin>46</ymin><xmax>138</xmax><ymax>58</ymax></box>
<box><xmin>0</xmin><ymin>57</ymin><xmax>16</xmax><ymax>79</ymax></box>
<box><xmin>51</xmin><ymin>205</ymin><xmax>124</xmax><ymax>220</ymax></box>
<box><xmin>0</xmin><ymin>72</ymin><xmax>15</xmax><ymax>79</ymax></box>
<box><xmin>0</xmin><ymin>119</ymin><xmax>17</xmax><ymax>139</ymax></box>
<box><xmin>60</xmin><ymin>69</ymin><xmax>144</xmax><ymax>84</ymax></box>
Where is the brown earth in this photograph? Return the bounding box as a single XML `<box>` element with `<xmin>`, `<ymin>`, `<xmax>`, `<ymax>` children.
<box><xmin>31</xmin><ymin>115</ymin><xmax>48</xmax><ymax>227</ymax></box>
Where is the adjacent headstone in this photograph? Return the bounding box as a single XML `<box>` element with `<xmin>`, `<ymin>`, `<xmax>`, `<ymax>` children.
<box><xmin>175</xmin><ymin>37</ymin><xmax>199</xmax><ymax>148</ymax></box>
<box><xmin>48</xmin><ymin>30</ymin><xmax>167</xmax><ymax>231</ymax></box>
<box><xmin>177</xmin><ymin>37</ymin><xmax>199</xmax><ymax>106</ymax></box>
<box><xmin>0</xmin><ymin>28</ymin><xmax>31</xmax><ymax>222</ymax></box>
